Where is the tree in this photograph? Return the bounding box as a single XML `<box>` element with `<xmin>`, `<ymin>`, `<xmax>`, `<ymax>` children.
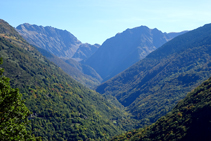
<box><xmin>0</xmin><ymin>58</ymin><xmax>36</xmax><ymax>140</ymax></box>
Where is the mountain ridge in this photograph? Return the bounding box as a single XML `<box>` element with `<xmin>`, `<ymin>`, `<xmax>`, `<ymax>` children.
<box><xmin>16</xmin><ymin>23</ymin><xmax>100</xmax><ymax>60</ymax></box>
<box><xmin>83</xmin><ymin>25</ymin><xmax>186</xmax><ymax>81</ymax></box>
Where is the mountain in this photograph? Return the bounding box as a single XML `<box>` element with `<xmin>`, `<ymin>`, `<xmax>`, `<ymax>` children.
<box><xmin>72</xmin><ymin>43</ymin><xmax>100</xmax><ymax>61</ymax></box>
<box><xmin>111</xmin><ymin>77</ymin><xmax>211</xmax><ymax>141</ymax></box>
<box><xmin>83</xmin><ymin>26</ymin><xmax>186</xmax><ymax>81</ymax></box>
<box><xmin>16</xmin><ymin>23</ymin><xmax>99</xmax><ymax>60</ymax></box>
<box><xmin>96</xmin><ymin>23</ymin><xmax>211</xmax><ymax>127</ymax></box>
<box><xmin>16</xmin><ymin>23</ymin><xmax>102</xmax><ymax>88</ymax></box>
<box><xmin>16</xmin><ymin>23</ymin><xmax>81</xmax><ymax>58</ymax></box>
<box><xmin>0</xmin><ymin>19</ymin><xmax>135</xmax><ymax>140</ymax></box>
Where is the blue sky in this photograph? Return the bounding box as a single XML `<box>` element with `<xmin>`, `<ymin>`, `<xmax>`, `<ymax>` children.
<box><xmin>1</xmin><ymin>0</ymin><xmax>211</xmax><ymax>44</ymax></box>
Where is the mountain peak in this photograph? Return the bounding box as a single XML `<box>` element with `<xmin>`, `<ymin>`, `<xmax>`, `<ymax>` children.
<box><xmin>16</xmin><ymin>23</ymin><xmax>82</xmax><ymax>58</ymax></box>
<box><xmin>84</xmin><ymin>25</ymin><xmax>185</xmax><ymax>81</ymax></box>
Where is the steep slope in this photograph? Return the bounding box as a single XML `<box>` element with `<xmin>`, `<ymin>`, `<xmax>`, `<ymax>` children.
<box><xmin>35</xmin><ymin>47</ymin><xmax>102</xmax><ymax>89</ymax></box>
<box><xmin>63</xmin><ymin>57</ymin><xmax>102</xmax><ymax>82</ymax></box>
<box><xmin>96</xmin><ymin>23</ymin><xmax>211</xmax><ymax>127</ymax></box>
<box><xmin>111</xmin><ymin>77</ymin><xmax>211</xmax><ymax>141</ymax></box>
<box><xmin>84</xmin><ymin>26</ymin><xmax>186</xmax><ymax>81</ymax></box>
<box><xmin>72</xmin><ymin>43</ymin><xmax>100</xmax><ymax>61</ymax></box>
<box><xmin>0</xmin><ymin>19</ymin><xmax>133</xmax><ymax>140</ymax></box>
<box><xmin>16</xmin><ymin>23</ymin><xmax>100</xmax><ymax>60</ymax></box>
<box><xmin>16</xmin><ymin>23</ymin><xmax>81</xmax><ymax>58</ymax></box>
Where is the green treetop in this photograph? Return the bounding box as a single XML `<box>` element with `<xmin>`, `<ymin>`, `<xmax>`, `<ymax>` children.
<box><xmin>0</xmin><ymin>58</ymin><xmax>36</xmax><ymax>141</ymax></box>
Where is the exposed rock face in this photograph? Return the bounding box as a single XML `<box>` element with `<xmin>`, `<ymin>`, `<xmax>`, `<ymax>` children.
<box><xmin>16</xmin><ymin>23</ymin><xmax>81</xmax><ymax>58</ymax></box>
<box><xmin>16</xmin><ymin>23</ymin><xmax>99</xmax><ymax>60</ymax></box>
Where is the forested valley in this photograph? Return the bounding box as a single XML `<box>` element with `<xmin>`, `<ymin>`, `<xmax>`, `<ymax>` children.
<box><xmin>1</xmin><ymin>18</ymin><xmax>211</xmax><ymax>141</ymax></box>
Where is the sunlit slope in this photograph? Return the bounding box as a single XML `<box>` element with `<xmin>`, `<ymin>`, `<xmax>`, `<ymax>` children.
<box><xmin>0</xmin><ymin>19</ymin><xmax>131</xmax><ymax>141</ymax></box>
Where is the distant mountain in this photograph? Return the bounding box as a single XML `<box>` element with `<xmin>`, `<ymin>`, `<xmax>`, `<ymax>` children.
<box><xmin>0</xmin><ymin>19</ymin><xmax>134</xmax><ymax>140</ymax></box>
<box><xmin>16</xmin><ymin>23</ymin><xmax>99</xmax><ymax>60</ymax></box>
<box><xmin>83</xmin><ymin>26</ymin><xmax>186</xmax><ymax>81</ymax></box>
<box><xmin>96</xmin><ymin>23</ymin><xmax>211</xmax><ymax>127</ymax></box>
<box><xmin>16</xmin><ymin>23</ymin><xmax>81</xmax><ymax>58</ymax></box>
<box><xmin>72</xmin><ymin>43</ymin><xmax>100</xmax><ymax>61</ymax></box>
<box><xmin>111</xmin><ymin>76</ymin><xmax>211</xmax><ymax>141</ymax></box>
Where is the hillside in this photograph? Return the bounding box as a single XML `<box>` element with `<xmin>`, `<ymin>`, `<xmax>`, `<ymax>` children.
<box><xmin>16</xmin><ymin>23</ymin><xmax>102</xmax><ymax>88</ymax></box>
<box><xmin>96</xmin><ymin>23</ymin><xmax>211</xmax><ymax>127</ymax></box>
<box><xmin>111</xmin><ymin>77</ymin><xmax>211</xmax><ymax>141</ymax></box>
<box><xmin>0</xmin><ymin>19</ymin><xmax>135</xmax><ymax>140</ymax></box>
<box><xmin>35</xmin><ymin>47</ymin><xmax>102</xmax><ymax>89</ymax></box>
<box><xmin>83</xmin><ymin>26</ymin><xmax>186</xmax><ymax>81</ymax></box>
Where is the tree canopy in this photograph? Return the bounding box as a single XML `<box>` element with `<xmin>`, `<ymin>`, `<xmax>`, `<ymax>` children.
<box><xmin>0</xmin><ymin>58</ymin><xmax>35</xmax><ymax>140</ymax></box>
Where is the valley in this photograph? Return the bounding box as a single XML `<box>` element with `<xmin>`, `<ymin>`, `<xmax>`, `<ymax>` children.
<box><xmin>1</xmin><ymin>18</ymin><xmax>211</xmax><ymax>141</ymax></box>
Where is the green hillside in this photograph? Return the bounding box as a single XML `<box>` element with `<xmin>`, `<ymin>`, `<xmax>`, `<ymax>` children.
<box><xmin>0</xmin><ymin>19</ymin><xmax>135</xmax><ymax>140</ymax></box>
<box><xmin>96</xmin><ymin>23</ymin><xmax>211</xmax><ymax>127</ymax></box>
<box><xmin>111</xmin><ymin>76</ymin><xmax>211</xmax><ymax>141</ymax></box>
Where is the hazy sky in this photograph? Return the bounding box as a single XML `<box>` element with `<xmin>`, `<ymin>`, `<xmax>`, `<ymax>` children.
<box><xmin>1</xmin><ymin>0</ymin><xmax>211</xmax><ymax>44</ymax></box>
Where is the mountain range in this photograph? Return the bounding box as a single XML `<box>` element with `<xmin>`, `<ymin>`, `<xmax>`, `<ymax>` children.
<box><xmin>83</xmin><ymin>26</ymin><xmax>186</xmax><ymax>81</ymax></box>
<box><xmin>96</xmin><ymin>23</ymin><xmax>211</xmax><ymax>127</ymax></box>
<box><xmin>2</xmin><ymin>18</ymin><xmax>211</xmax><ymax>140</ymax></box>
<box><xmin>16</xmin><ymin>23</ymin><xmax>186</xmax><ymax>86</ymax></box>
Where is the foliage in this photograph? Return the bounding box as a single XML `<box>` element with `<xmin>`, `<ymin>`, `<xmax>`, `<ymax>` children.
<box><xmin>0</xmin><ymin>58</ymin><xmax>36</xmax><ymax>140</ymax></box>
<box><xmin>0</xmin><ymin>19</ymin><xmax>137</xmax><ymax>140</ymax></box>
<box><xmin>111</xmin><ymin>77</ymin><xmax>211</xmax><ymax>140</ymax></box>
<box><xmin>96</xmin><ymin>23</ymin><xmax>211</xmax><ymax>128</ymax></box>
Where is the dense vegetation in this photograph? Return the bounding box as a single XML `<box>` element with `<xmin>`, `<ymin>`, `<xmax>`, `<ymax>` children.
<box><xmin>111</xmin><ymin>76</ymin><xmax>211</xmax><ymax>140</ymax></box>
<box><xmin>0</xmin><ymin>58</ymin><xmax>36</xmax><ymax>140</ymax></box>
<box><xmin>96</xmin><ymin>23</ymin><xmax>211</xmax><ymax>128</ymax></box>
<box><xmin>0</xmin><ymin>19</ymin><xmax>136</xmax><ymax>140</ymax></box>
